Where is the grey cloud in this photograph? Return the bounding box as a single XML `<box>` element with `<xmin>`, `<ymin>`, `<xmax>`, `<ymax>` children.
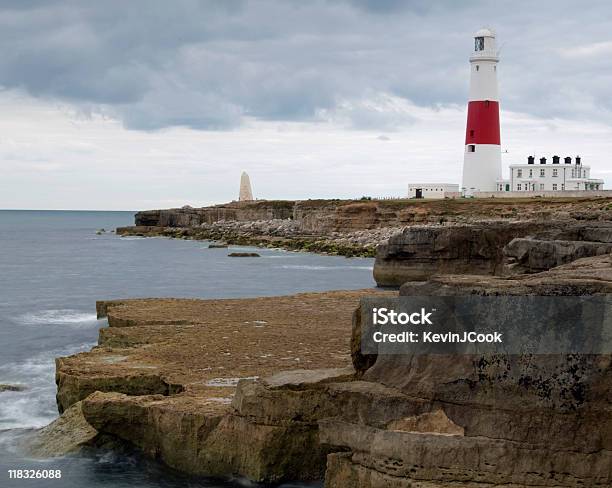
<box><xmin>1</xmin><ymin>0</ymin><xmax>612</xmax><ymax>130</ymax></box>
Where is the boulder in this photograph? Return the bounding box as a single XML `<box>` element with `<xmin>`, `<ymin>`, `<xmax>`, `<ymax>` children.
<box><xmin>0</xmin><ymin>383</ymin><xmax>26</xmax><ymax>392</ymax></box>
<box><xmin>374</xmin><ymin>221</ymin><xmax>612</xmax><ymax>286</ymax></box>
<box><xmin>504</xmin><ymin>237</ymin><xmax>612</xmax><ymax>273</ymax></box>
<box><xmin>373</xmin><ymin>221</ymin><xmax>544</xmax><ymax>286</ymax></box>
<box><xmin>25</xmin><ymin>402</ymin><xmax>98</xmax><ymax>458</ymax></box>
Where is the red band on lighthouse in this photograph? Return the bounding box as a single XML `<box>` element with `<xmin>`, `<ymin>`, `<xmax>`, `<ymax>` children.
<box><xmin>465</xmin><ymin>100</ymin><xmax>500</xmax><ymax>145</ymax></box>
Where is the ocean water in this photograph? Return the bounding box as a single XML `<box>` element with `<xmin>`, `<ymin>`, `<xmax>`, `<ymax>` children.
<box><xmin>0</xmin><ymin>210</ymin><xmax>376</xmax><ymax>488</ymax></box>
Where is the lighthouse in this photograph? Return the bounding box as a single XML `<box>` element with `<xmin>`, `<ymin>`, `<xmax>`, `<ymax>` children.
<box><xmin>461</xmin><ymin>28</ymin><xmax>502</xmax><ymax>195</ymax></box>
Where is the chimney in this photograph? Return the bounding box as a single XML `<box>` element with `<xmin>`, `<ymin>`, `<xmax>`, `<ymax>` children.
<box><xmin>540</xmin><ymin>157</ymin><xmax>547</xmax><ymax>164</ymax></box>
<box><xmin>552</xmin><ymin>155</ymin><xmax>560</xmax><ymax>164</ymax></box>
<box><xmin>576</xmin><ymin>156</ymin><xmax>581</xmax><ymax>165</ymax></box>
<box><xmin>527</xmin><ymin>156</ymin><xmax>535</xmax><ymax>164</ymax></box>
<box><xmin>564</xmin><ymin>156</ymin><xmax>572</xmax><ymax>164</ymax></box>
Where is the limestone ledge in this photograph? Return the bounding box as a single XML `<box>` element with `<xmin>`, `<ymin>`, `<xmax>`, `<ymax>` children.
<box><xmin>46</xmin><ymin>290</ymin><xmax>392</xmax><ymax>482</ymax></box>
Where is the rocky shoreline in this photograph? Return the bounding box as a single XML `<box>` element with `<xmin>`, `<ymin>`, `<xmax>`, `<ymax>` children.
<box><xmin>117</xmin><ymin>197</ymin><xmax>612</xmax><ymax>258</ymax></box>
<box><xmin>25</xmin><ymin>197</ymin><xmax>612</xmax><ymax>486</ymax></box>
<box><xmin>116</xmin><ymin>220</ymin><xmax>394</xmax><ymax>257</ymax></box>
<box><xmin>30</xmin><ymin>290</ymin><xmax>392</xmax><ymax>481</ymax></box>
<box><xmin>28</xmin><ymin>253</ymin><xmax>612</xmax><ymax>486</ymax></box>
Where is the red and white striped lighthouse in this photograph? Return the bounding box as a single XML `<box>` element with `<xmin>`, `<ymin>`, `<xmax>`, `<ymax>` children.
<box><xmin>461</xmin><ymin>28</ymin><xmax>502</xmax><ymax>195</ymax></box>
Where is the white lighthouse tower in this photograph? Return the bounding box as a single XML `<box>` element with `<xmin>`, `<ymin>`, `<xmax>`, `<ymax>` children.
<box><xmin>461</xmin><ymin>28</ymin><xmax>502</xmax><ymax>195</ymax></box>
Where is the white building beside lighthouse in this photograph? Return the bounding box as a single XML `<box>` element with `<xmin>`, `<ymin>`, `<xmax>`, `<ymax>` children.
<box><xmin>495</xmin><ymin>155</ymin><xmax>603</xmax><ymax>192</ymax></box>
<box><xmin>461</xmin><ymin>28</ymin><xmax>502</xmax><ymax>195</ymax></box>
<box><xmin>406</xmin><ymin>27</ymin><xmax>606</xmax><ymax>199</ymax></box>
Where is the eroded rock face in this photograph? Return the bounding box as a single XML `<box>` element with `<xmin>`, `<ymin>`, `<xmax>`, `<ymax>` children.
<box><xmin>335</xmin><ymin>255</ymin><xmax>612</xmax><ymax>487</ymax></box>
<box><xmin>504</xmin><ymin>237</ymin><xmax>612</xmax><ymax>273</ymax></box>
<box><xmin>24</xmin><ymin>402</ymin><xmax>98</xmax><ymax>458</ymax></box>
<box><xmin>374</xmin><ymin>221</ymin><xmax>543</xmax><ymax>286</ymax></box>
<box><xmin>323</xmin><ymin>423</ymin><xmax>612</xmax><ymax>487</ymax></box>
<box><xmin>374</xmin><ymin>221</ymin><xmax>612</xmax><ymax>286</ymax></box>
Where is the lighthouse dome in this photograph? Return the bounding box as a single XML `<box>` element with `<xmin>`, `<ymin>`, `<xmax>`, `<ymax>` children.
<box><xmin>475</xmin><ymin>28</ymin><xmax>495</xmax><ymax>38</ymax></box>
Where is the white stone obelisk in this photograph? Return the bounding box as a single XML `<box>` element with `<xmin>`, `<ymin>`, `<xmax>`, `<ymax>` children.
<box><xmin>239</xmin><ymin>171</ymin><xmax>254</xmax><ymax>201</ymax></box>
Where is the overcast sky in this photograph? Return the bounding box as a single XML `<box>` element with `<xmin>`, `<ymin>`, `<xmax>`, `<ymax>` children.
<box><xmin>2</xmin><ymin>0</ymin><xmax>612</xmax><ymax>210</ymax></box>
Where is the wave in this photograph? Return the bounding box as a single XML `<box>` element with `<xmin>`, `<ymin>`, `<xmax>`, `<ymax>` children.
<box><xmin>16</xmin><ymin>309</ymin><xmax>98</xmax><ymax>326</ymax></box>
<box><xmin>0</xmin><ymin>386</ymin><xmax>57</xmax><ymax>430</ymax></box>
<box><xmin>262</xmin><ymin>254</ymin><xmax>296</xmax><ymax>258</ymax></box>
<box><xmin>0</xmin><ymin>342</ymin><xmax>95</xmax><ymax>430</ymax></box>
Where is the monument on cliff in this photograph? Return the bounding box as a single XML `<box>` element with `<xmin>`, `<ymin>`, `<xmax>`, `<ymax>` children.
<box><xmin>239</xmin><ymin>171</ymin><xmax>254</xmax><ymax>201</ymax></box>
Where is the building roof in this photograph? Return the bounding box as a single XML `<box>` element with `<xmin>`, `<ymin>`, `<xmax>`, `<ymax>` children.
<box><xmin>475</xmin><ymin>28</ymin><xmax>495</xmax><ymax>38</ymax></box>
<box><xmin>509</xmin><ymin>162</ymin><xmax>590</xmax><ymax>167</ymax></box>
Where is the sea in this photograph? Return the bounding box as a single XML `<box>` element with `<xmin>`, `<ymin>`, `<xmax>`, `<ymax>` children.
<box><xmin>0</xmin><ymin>210</ymin><xmax>377</xmax><ymax>488</ymax></box>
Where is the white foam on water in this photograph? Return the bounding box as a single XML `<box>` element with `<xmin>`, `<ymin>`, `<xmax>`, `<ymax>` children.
<box><xmin>0</xmin><ymin>342</ymin><xmax>95</xmax><ymax>430</ymax></box>
<box><xmin>0</xmin><ymin>387</ymin><xmax>56</xmax><ymax>430</ymax></box>
<box><xmin>16</xmin><ymin>309</ymin><xmax>98</xmax><ymax>326</ymax></box>
<box><xmin>262</xmin><ymin>254</ymin><xmax>297</xmax><ymax>258</ymax></box>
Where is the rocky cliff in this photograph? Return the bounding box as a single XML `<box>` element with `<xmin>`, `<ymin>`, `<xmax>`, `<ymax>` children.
<box><xmin>332</xmin><ymin>255</ymin><xmax>612</xmax><ymax>487</ymax></box>
<box><xmin>134</xmin><ymin>197</ymin><xmax>612</xmax><ymax>234</ymax></box>
<box><xmin>28</xmin><ymin>207</ymin><xmax>612</xmax><ymax>486</ymax></box>
<box><xmin>374</xmin><ymin>220</ymin><xmax>612</xmax><ymax>286</ymax></box>
<box><xmin>124</xmin><ymin>197</ymin><xmax>612</xmax><ymax>259</ymax></box>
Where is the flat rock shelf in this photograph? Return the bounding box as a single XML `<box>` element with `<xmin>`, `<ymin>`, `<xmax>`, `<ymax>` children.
<box><xmin>35</xmin><ymin>289</ymin><xmax>392</xmax><ymax>482</ymax></box>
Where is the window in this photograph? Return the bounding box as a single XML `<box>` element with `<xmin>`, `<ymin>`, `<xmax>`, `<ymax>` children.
<box><xmin>561</xmin><ymin>184</ymin><xmax>565</xmax><ymax>190</ymax></box>
<box><xmin>540</xmin><ymin>168</ymin><xmax>545</xmax><ymax>177</ymax></box>
<box><xmin>517</xmin><ymin>169</ymin><xmax>522</xmax><ymax>178</ymax></box>
<box><xmin>468</xmin><ymin>145</ymin><xmax>475</xmax><ymax>152</ymax></box>
<box><xmin>552</xmin><ymin>168</ymin><xmax>558</xmax><ymax>177</ymax></box>
<box><xmin>476</xmin><ymin>65</ymin><xmax>479</xmax><ymax>71</ymax></box>
<box><xmin>552</xmin><ymin>184</ymin><xmax>558</xmax><ymax>190</ymax></box>
<box><xmin>529</xmin><ymin>169</ymin><xmax>533</xmax><ymax>178</ymax></box>
<box><xmin>517</xmin><ymin>184</ymin><xmax>522</xmax><ymax>191</ymax></box>
<box><xmin>475</xmin><ymin>37</ymin><xmax>485</xmax><ymax>51</ymax></box>
<box><xmin>539</xmin><ymin>184</ymin><xmax>545</xmax><ymax>190</ymax></box>
<box><xmin>505</xmin><ymin>184</ymin><xmax>510</xmax><ymax>191</ymax></box>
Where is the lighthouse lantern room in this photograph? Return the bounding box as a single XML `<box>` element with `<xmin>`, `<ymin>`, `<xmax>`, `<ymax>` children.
<box><xmin>461</xmin><ymin>28</ymin><xmax>502</xmax><ymax>195</ymax></box>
